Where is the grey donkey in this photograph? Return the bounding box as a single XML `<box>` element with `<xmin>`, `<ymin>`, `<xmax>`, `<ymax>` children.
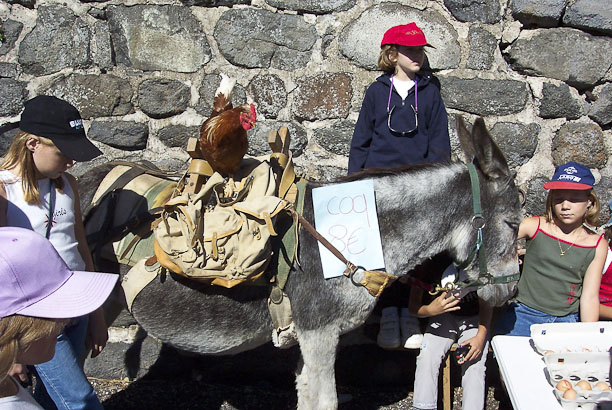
<box><xmin>80</xmin><ymin>117</ymin><xmax>521</xmax><ymax>410</ymax></box>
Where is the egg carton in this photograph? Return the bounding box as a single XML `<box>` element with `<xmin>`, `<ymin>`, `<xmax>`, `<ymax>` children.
<box><xmin>531</xmin><ymin>322</ymin><xmax>612</xmax><ymax>355</ymax></box>
<box><xmin>545</xmin><ymin>352</ymin><xmax>612</xmax><ymax>410</ymax></box>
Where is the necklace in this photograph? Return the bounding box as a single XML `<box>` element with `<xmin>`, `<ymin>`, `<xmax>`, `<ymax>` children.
<box><xmin>556</xmin><ymin>226</ymin><xmax>581</xmax><ymax>257</ymax></box>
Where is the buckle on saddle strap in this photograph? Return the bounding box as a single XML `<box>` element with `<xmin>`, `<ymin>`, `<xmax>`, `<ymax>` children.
<box><xmin>358</xmin><ymin>270</ymin><xmax>398</xmax><ymax>298</ymax></box>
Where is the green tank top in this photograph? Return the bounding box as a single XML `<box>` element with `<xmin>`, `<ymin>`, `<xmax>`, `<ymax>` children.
<box><xmin>517</xmin><ymin>220</ymin><xmax>600</xmax><ymax>316</ymax></box>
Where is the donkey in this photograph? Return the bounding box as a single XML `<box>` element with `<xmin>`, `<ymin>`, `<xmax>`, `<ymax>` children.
<box><xmin>80</xmin><ymin>117</ymin><xmax>521</xmax><ymax>410</ymax></box>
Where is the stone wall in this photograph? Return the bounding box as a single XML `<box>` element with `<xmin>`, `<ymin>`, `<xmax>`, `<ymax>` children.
<box><xmin>2</xmin><ymin>0</ymin><xmax>612</xmax><ymax>212</ymax></box>
<box><xmin>1</xmin><ymin>0</ymin><xmax>612</xmax><ymax>380</ymax></box>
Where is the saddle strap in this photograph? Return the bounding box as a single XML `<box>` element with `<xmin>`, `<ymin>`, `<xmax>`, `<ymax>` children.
<box><xmin>286</xmin><ymin>205</ymin><xmax>356</xmax><ymax>276</ymax></box>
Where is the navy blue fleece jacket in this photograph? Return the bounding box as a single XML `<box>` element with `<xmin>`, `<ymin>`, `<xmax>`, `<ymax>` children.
<box><xmin>348</xmin><ymin>72</ymin><xmax>450</xmax><ymax>174</ymax></box>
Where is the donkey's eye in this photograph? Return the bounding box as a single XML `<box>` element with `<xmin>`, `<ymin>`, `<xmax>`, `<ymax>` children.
<box><xmin>505</xmin><ymin>220</ymin><xmax>519</xmax><ymax>231</ymax></box>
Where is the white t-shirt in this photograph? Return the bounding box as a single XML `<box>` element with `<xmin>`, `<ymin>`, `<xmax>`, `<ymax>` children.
<box><xmin>392</xmin><ymin>78</ymin><xmax>415</xmax><ymax>100</ymax></box>
<box><xmin>0</xmin><ymin>377</ymin><xmax>43</xmax><ymax>409</ymax></box>
<box><xmin>0</xmin><ymin>170</ymin><xmax>85</xmax><ymax>270</ymax></box>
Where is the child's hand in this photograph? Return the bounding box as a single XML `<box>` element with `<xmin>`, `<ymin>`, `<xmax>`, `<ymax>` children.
<box><xmin>517</xmin><ymin>244</ymin><xmax>526</xmax><ymax>265</ymax></box>
<box><xmin>86</xmin><ymin>308</ymin><xmax>108</xmax><ymax>358</ymax></box>
<box><xmin>459</xmin><ymin>331</ymin><xmax>486</xmax><ymax>363</ymax></box>
<box><xmin>427</xmin><ymin>292</ymin><xmax>461</xmax><ymax>316</ymax></box>
<box><xmin>8</xmin><ymin>363</ymin><xmax>30</xmax><ymax>386</ymax></box>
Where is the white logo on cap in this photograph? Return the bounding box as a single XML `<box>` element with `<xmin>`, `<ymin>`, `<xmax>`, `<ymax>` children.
<box><xmin>69</xmin><ymin>119</ymin><xmax>83</xmax><ymax>130</ymax></box>
<box><xmin>559</xmin><ymin>174</ymin><xmax>581</xmax><ymax>182</ymax></box>
<box><xmin>564</xmin><ymin>166</ymin><xmax>578</xmax><ymax>174</ymax></box>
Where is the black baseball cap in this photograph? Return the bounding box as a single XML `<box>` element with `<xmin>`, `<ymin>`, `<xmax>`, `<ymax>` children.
<box><xmin>19</xmin><ymin>96</ymin><xmax>102</xmax><ymax>161</ymax></box>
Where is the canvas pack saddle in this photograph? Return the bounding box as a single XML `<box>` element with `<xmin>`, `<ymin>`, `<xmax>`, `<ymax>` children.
<box><xmin>86</xmin><ymin>127</ymin><xmax>303</xmax><ymax>347</ymax></box>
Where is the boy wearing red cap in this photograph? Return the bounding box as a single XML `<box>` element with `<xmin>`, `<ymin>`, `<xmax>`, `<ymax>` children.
<box><xmin>348</xmin><ymin>23</ymin><xmax>451</xmax><ymax>349</ymax></box>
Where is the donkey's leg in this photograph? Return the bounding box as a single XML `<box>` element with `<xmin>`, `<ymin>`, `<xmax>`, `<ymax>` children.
<box><xmin>297</xmin><ymin>326</ymin><xmax>340</xmax><ymax>410</ymax></box>
<box><xmin>295</xmin><ymin>355</ymin><xmax>311</xmax><ymax>410</ymax></box>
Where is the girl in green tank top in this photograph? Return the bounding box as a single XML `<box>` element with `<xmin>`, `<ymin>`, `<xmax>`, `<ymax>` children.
<box><xmin>497</xmin><ymin>161</ymin><xmax>607</xmax><ymax>337</ymax></box>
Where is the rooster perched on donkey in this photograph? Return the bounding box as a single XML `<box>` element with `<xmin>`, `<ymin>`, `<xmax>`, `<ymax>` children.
<box><xmin>199</xmin><ymin>74</ymin><xmax>257</xmax><ymax>176</ymax></box>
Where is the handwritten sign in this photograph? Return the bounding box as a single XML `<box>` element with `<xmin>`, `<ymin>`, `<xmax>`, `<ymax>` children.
<box><xmin>312</xmin><ymin>179</ymin><xmax>385</xmax><ymax>279</ymax></box>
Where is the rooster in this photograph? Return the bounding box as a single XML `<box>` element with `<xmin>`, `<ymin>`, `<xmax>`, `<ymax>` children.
<box><xmin>199</xmin><ymin>74</ymin><xmax>257</xmax><ymax>176</ymax></box>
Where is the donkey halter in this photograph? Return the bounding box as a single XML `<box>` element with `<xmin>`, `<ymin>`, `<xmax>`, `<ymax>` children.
<box><xmin>443</xmin><ymin>162</ymin><xmax>520</xmax><ymax>298</ymax></box>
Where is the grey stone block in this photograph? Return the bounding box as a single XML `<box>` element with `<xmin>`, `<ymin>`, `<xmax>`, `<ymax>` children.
<box><xmin>214</xmin><ymin>9</ymin><xmax>316</xmax><ymax>70</ymax></box>
<box><xmin>107</xmin><ymin>5</ymin><xmax>211</xmax><ymax>73</ymax></box>
<box><xmin>505</xmin><ymin>28</ymin><xmax>612</xmax><ymax>90</ymax></box>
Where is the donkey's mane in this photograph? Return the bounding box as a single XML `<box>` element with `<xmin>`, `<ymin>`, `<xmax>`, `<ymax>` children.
<box><xmin>340</xmin><ymin>161</ymin><xmax>450</xmax><ymax>182</ymax></box>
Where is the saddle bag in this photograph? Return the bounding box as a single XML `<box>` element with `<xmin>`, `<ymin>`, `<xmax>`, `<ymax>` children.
<box><xmin>85</xmin><ymin>163</ymin><xmax>178</xmax><ymax>266</ymax></box>
<box><xmin>153</xmin><ymin>158</ymin><xmax>288</xmax><ymax>288</ymax></box>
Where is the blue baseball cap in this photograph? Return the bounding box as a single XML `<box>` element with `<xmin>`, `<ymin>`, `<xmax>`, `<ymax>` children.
<box><xmin>543</xmin><ymin>161</ymin><xmax>594</xmax><ymax>190</ymax></box>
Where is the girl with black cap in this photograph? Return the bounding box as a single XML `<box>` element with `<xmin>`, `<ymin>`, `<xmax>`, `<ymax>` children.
<box><xmin>0</xmin><ymin>96</ymin><xmax>107</xmax><ymax>410</ymax></box>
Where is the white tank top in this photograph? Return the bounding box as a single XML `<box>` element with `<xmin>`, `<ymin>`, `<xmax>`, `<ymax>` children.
<box><xmin>0</xmin><ymin>170</ymin><xmax>86</xmax><ymax>271</ymax></box>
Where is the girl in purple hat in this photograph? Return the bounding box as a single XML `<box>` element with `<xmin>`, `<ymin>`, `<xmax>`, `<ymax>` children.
<box><xmin>348</xmin><ymin>23</ymin><xmax>451</xmax><ymax>350</ymax></box>
<box><xmin>497</xmin><ymin>161</ymin><xmax>606</xmax><ymax>337</ymax></box>
<box><xmin>0</xmin><ymin>96</ymin><xmax>107</xmax><ymax>410</ymax></box>
<box><xmin>0</xmin><ymin>227</ymin><xmax>117</xmax><ymax>409</ymax></box>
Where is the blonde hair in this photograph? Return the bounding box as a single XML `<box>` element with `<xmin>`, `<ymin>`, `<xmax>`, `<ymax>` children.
<box><xmin>545</xmin><ymin>189</ymin><xmax>601</xmax><ymax>227</ymax></box>
<box><xmin>0</xmin><ymin>315</ymin><xmax>65</xmax><ymax>384</ymax></box>
<box><xmin>378</xmin><ymin>45</ymin><xmax>398</xmax><ymax>73</ymax></box>
<box><xmin>0</xmin><ymin>131</ymin><xmax>64</xmax><ymax>204</ymax></box>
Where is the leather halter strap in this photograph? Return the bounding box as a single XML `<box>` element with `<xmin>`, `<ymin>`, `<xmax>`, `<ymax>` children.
<box><xmin>450</xmin><ymin>162</ymin><xmax>520</xmax><ymax>296</ymax></box>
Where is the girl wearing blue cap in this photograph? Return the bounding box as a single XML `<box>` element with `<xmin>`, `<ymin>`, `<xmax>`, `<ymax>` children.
<box><xmin>348</xmin><ymin>23</ymin><xmax>451</xmax><ymax>349</ymax></box>
<box><xmin>0</xmin><ymin>96</ymin><xmax>107</xmax><ymax>410</ymax></box>
<box><xmin>497</xmin><ymin>161</ymin><xmax>607</xmax><ymax>337</ymax></box>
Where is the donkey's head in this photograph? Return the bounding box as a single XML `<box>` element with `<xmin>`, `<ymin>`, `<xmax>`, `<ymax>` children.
<box><xmin>454</xmin><ymin>117</ymin><xmax>521</xmax><ymax>306</ymax></box>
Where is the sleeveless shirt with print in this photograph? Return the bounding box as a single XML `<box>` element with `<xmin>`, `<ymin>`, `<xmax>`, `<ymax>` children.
<box><xmin>517</xmin><ymin>217</ymin><xmax>601</xmax><ymax>316</ymax></box>
<box><xmin>0</xmin><ymin>170</ymin><xmax>85</xmax><ymax>271</ymax></box>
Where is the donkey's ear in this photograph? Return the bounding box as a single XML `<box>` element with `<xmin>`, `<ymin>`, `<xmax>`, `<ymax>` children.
<box><xmin>471</xmin><ymin>118</ymin><xmax>511</xmax><ymax>179</ymax></box>
<box><xmin>456</xmin><ymin>115</ymin><xmax>477</xmax><ymax>163</ymax></box>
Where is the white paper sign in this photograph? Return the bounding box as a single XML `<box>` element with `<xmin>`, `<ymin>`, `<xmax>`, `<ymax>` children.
<box><xmin>312</xmin><ymin>179</ymin><xmax>385</xmax><ymax>279</ymax></box>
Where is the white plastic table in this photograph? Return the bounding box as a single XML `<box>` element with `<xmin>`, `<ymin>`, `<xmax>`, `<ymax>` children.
<box><xmin>492</xmin><ymin>335</ymin><xmax>563</xmax><ymax>410</ymax></box>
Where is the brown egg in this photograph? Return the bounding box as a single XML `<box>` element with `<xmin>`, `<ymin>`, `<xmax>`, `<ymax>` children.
<box><xmin>595</xmin><ymin>381</ymin><xmax>611</xmax><ymax>391</ymax></box>
<box><xmin>576</xmin><ymin>380</ymin><xmax>592</xmax><ymax>391</ymax></box>
<box><xmin>556</xmin><ymin>380</ymin><xmax>573</xmax><ymax>392</ymax></box>
<box><xmin>563</xmin><ymin>389</ymin><xmax>577</xmax><ymax>400</ymax></box>
<box><xmin>544</xmin><ymin>350</ymin><xmax>555</xmax><ymax>355</ymax></box>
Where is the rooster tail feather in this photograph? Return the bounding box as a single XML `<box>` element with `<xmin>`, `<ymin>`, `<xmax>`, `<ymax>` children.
<box><xmin>216</xmin><ymin>73</ymin><xmax>236</xmax><ymax>100</ymax></box>
<box><xmin>210</xmin><ymin>73</ymin><xmax>236</xmax><ymax>117</ymax></box>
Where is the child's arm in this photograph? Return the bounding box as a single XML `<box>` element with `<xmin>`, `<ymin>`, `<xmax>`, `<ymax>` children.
<box><xmin>425</xmin><ymin>91</ymin><xmax>450</xmax><ymax>162</ymax></box>
<box><xmin>461</xmin><ymin>298</ymin><xmax>492</xmax><ymax>363</ymax></box>
<box><xmin>518</xmin><ymin>216</ymin><xmax>539</xmax><ymax>241</ymax></box>
<box><xmin>600</xmin><ymin>303</ymin><xmax>612</xmax><ymax>320</ymax></box>
<box><xmin>0</xmin><ymin>183</ymin><xmax>6</xmax><ymax>226</ymax></box>
<box><xmin>348</xmin><ymin>90</ymin><xmax>375</xmax><ymax>174</ymax></box>
<box><xmin>580</xmin><ymin>237</ymin><xmax>607</xmax><ymax>322</ymax></box>
<box><xmin>66</xmin><ymin>174</ymin><xmax>109</xmax><ymax>358</ymax></box>
<box><xmin>409</xmin><ymin>286</ymin><xmax>461</xmax><ymax>318</ymax></box>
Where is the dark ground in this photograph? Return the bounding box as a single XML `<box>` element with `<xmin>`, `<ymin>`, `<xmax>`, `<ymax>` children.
<box><xmin>89</xmin><ymin>320</ymin><xmax>507</xmax><ymax>410</ymax></box>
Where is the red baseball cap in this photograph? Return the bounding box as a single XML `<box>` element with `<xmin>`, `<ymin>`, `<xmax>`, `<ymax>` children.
<box><xmin>381</xmin><ymin>23</ymin><xmax>434</xmax><ymax>48</ymax></box>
